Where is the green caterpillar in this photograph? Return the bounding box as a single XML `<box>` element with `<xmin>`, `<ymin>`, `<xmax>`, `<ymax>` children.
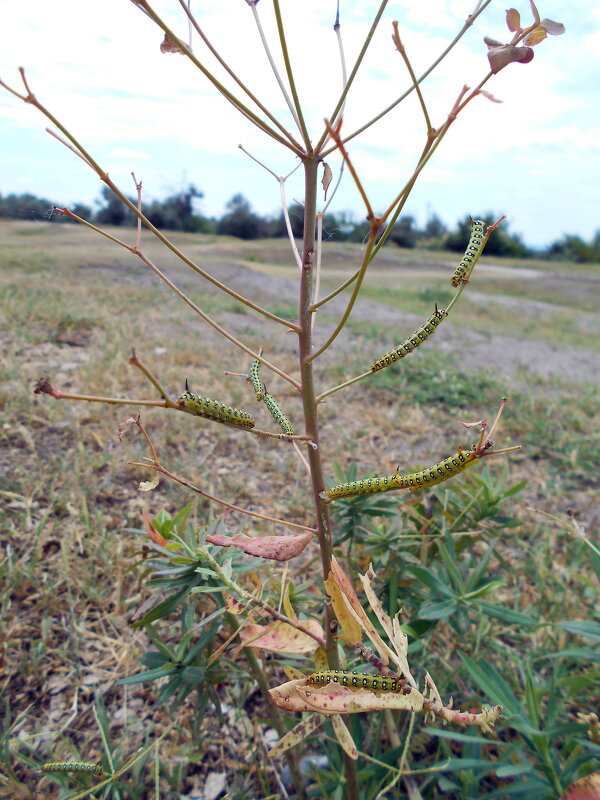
<box><xmin>41</xmin><ymin>762</ymin><xmax>103</xmax><ymax>775</ymax></box>
<box><xmin>307</xmin><ymin>671</ymin><xmax>403</xmax><ymax>693</ymax></box>
<box><xmin>262</xmin><ymin>390</ymin><xmax>294</xmax><ymax>435</ymax></box>
<box><xmin>371</xmin><ymin>305</ymin><xmax>448</xmax><ymax>372</ymax></box>
<box><xmin>324</xmin><ymin>449</ymin><xmax>481</xmax><ymax>501</ymax></box>
<box><xmin>451</xmin><ymin>218</ymin><xmax>485</xmax><ymax>287</ymax></box>
<box><xmin>248</xmin><ymin>359</ymin><xmax>265</xmax><ymax>400</ymax></box>
<box><xmin>177</xmin><ymin>384</ymin><xmax>255</xmax><ymax>428</ymax></box>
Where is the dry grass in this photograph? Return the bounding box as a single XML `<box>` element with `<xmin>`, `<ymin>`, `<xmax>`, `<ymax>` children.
<box><xmin>1</xmin><ymin>220</ymin><xmax>598</xmax><ymax>798</ymax></box>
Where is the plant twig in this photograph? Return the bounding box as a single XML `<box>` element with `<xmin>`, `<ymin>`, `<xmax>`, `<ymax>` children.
<box><xmin>51</xmin><ymin>206</ymin><xmax>300</xmax><ymax>390</ymax></box>
<box><xmin>0</xmin><ymin>73</ymin><xmax>298</xmax><ymax>330</ymax></box>
<box><xmin>272</xmin><ymin>0</ymin><xmax>311</xmax><ymax>150</ymax></box>
<box><xmin>177</xmin><ymin>0</ymin><xmax>303</xmax><ymax>151</ymax></box>
<box><xmin>131</xmin><ymin>459</ymin><xmax>317</xmax><ymax>534</ymax></box>
<box><xmin>321</xmin><ymin>0</ymin><xmax>495</xmax><ymax>155</ymax></box>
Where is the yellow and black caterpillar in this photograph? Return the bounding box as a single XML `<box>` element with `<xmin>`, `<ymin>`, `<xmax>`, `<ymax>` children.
<box><xmin>307</xmin><ymin>671</ymin><xmax>405</xmax><ymax>693</ymax></box>
<box><xmin>177</xmin><ymin>383</ymin><xmax>254</xmax><ymax>428</ymax></box>
<box><xmin>324</xmin><ymin>448</ymin><xmax>480</xmax><ymax>502</ymax></box>
<box><xmin>248</xmin><ymin>359</ymin><xmax>265</xmax><ymax>401</ymax></box>
<box><xmin>451</xmin><ymin>218</ymin><xmax>485</xmax><ymax>287</ymax></box>
<box><xmin>263</xmin><ymin>390</ymin><xmax>294</xmax><ymax>435</ymax></box>
<box><xmin>371</xmin><ymin>305</ymin><xmax>447</xmax><ymax>372</ymax></box>
<box><xmin>41</xmin><ymin>762</ymin><xmax>103</xmax><ymax>775</ymax></box>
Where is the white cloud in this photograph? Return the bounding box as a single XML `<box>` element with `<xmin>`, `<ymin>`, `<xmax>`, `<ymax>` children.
<box><xmin>0</xmin><ymin>0</ymin><xmax>594</xmax><ymax>245</ymax></box>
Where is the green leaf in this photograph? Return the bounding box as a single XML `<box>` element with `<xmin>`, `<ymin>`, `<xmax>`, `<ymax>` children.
<box><xmin>407</xmin><ymin>565</ymin><xmax>454</xmax><ymax>598</ymax></box>
<box><xmin>475</xmin><ymin>602</ymin><xmax>537</xmax><ymax>625</ymax></box>
<box><xmin>557</xmin><ymin>620</ymin><xmax>600</xmax><ymax>642</ymax></box>
<box><xmin>119</xmin><ymin>665</ymin><xmax>178</xmax><ymax>686</ymax></box>
<box><xmin>462</xmin><ymin>580</ymin><xmax>506</xmax><ymax>601</ymax></box>
<box><xmin>419</xmin><ymin>600</ymin><xmax>458</xmax><ymax>620</ymax></box>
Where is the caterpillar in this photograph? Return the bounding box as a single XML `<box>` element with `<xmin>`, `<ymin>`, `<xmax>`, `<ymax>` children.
<box><xmin>371</xmin><ymin>304</ymin><xmax>448</xmax><ymax>372</ymax></box>
<box><xmin>326</xmin><ymin>472</ymin><xmax>400</xmax><ymax>500</ymax></box>
<box><xmin>248</xmin><ymin>359</ymin><xmax>265</xmax><ymax>401</ymax></box>
<box><xmin>307</xmin><ymin>671</ymin><xmax>405</xmax><ymax>693</ymax></box>
<box><xmin>451</xmin><ymin>218</ymin><xmax>486</xmax><ymax>287</ymax></box>
<box><xmin>262</xmin><ymin>390</ymin><xmax>294</xmax><ymax>435</ymax></box>
<box><xmin>323</xmin><ymin>448</ymin><xmax>484</xmax><ymax>502</ymax></box>
<box><xmin>41</xmin><ymin>762</ymin><xmax>103</xmax><ymax>775</ymax></box>
<box><xmin>177</xmin><ymin>382</ymin><xmax>254</xmax><ymax>428</ymax></box>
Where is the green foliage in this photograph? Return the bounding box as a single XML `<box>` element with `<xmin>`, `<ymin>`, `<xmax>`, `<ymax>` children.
<box><xmin>445</xmin><ymin>214</ymin><xmax>530</xmax><ymax>258</ymax></box>
<box><xmin>216</xmin><ymin>193</ymin><xmax>270</xmax><ymax>240</ymax></box>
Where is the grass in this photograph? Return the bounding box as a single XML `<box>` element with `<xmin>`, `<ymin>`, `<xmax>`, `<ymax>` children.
<box><xmin>1</xmin><ymin>220</ymin><xmax>598</xmax><ymax>798</ymax></box>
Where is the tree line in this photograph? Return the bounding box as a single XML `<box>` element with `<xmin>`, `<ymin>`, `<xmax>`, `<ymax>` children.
<box><xmin>1</xmin><ymin>186</ymin><xmax>598</xmax><ymax>262</ymax></box>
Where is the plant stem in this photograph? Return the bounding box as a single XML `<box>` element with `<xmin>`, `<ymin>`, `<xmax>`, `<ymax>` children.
<box><xmin>297</xmin><ymin>155</ymin><xmax>360</xmax><ymax>800</ymax></box>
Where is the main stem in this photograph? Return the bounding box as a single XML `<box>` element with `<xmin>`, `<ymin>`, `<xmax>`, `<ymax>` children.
<box><xmin>298</xmin><ymin>155</ymin><xmax>360</xmax><ymax>800</ymax></box>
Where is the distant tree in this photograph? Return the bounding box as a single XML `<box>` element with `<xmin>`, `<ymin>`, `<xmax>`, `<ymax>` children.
<box><xmin>217</xmin><ymin>194</ymin><xmax>269</xmax><ymax>240</ymax></box>
<box><xmin>68</xmin><ymin>203</ymin><xmax>93</xmax><ymax>222</ymax></box>
<box><xmin>144</xmin><ymin>184</ymin><xmax>205</xmax><ymax>232</ymax></box>
<box><xmin>270</xmin><ymin>203</ymin><xmax>305</xmax><ymax>239</ymax></box>
<box><xmin>0</xmin><ymin>192</ymin><xmax>54</xmax><ymax>220</ymax></box>
<box><xmin>546</xmin><ymin>234</ymin><xmax>599</xmax><ymax>263</ymax></box>
<box><xmin>388</xmin><ymin>215</ymin><xmax>417</xmax><ymax>248</ymax></box>
<box><xmin>423</xmin><ymin>214</ymin><xmax>448</xmax><ymax>239</ymax></box>
<box><xmin>95</xmin><ymin>185</ymin><xmax>135</xmax><ymax>226</ymax></box>
<box><xmin>445</xmin><ymin>214</ymin><xmax>530</xmax><ymax>258</ymax></box>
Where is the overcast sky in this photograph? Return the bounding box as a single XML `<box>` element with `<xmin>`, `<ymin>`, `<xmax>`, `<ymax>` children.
<box><xmin>0</xmin><ymin>0</ymin><xmax>597</xmax><ymax>248</ymax></box>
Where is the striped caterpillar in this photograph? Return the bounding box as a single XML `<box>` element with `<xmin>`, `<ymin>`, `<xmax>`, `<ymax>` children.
<box><xmin>322</xmin><ymin>400</ymin><xmax>519</xmax><ymax>503</ymax></box>
<box><xmin>371</xmin><ymin>305</ymin><xmax>448</xmax><ymax>372</ymax></box>
<box><xmin>248</xmin><ymin>359</ymin><xmax>265</xmax><ymax>401</ymax></box>
<box><xmin>451</xmin><ymin>218</ymin><xmax>485</xmax><ymax>287</ymax></box>
<box><xmin>307</xmin><ymin>671</ymin><xmax>408</xmax><ymax>694</ymax></box>
<box><xmin>177</xmin><ymin>381</ymin><xmax>254</xmax><ymax>428</ymax></box>
<box><xmin>41</xmin><ymin>762</ymin><xmax>103</xmax><ymax>775</ymax></box>
<box><xmin>324</xmin><ymin>449</ymin><xmax>481</xmax><ymax>501</ymax></box>
<box><xmin>262</xmin><ymin>390</ymin><xmax>294</xmax><ymax>435</ymax></box>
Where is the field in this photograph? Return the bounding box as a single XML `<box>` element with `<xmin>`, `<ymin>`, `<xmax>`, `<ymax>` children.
<box><xmin>1</xmin><ymin>219</ymin><xmax>599</xmax><ymax>798</ymax></box>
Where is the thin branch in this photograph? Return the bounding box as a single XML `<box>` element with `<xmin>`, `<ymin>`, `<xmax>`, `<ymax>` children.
<box><xmin>316</xmin><ymin>369</ymin><xmax>372</xmax><ymax>404</ymax></box>
<box><xmin>238</xmin><ymin>144</ymin><xmax>303</xmax><ymax>271</ymax></box>
<box><xmin>133</xmin><ymin>0</ymin><xmax>301</xmax><ymax>153</ymax></box>
<box><xmin>131</xmin><ymin>172</ymin><xmax>143</xmax><ymax>251</ymax></box>
<box><xmin>315</xmin><ymin>0</ymin><xmax>390</xmax><ymax>153</ymax></box>
<box><xmin>272</xmin><ymin>0</ymin><xmax>311</xmax><ymax>149</ymax></box>
<box><xmin>3</xmin><ymin>70</ymin><xmax>297</xmax><ymax>330</ymax></box>
<box><xmin>248</xmin><ymin>0</ymin><xmax>302</xmax><ymax>133</ymax></box>
<box><xmin>177</xmin><ymin>0</ymin><xmax>303</xmax><ymax>151</ymax></box>
<box><xmin>129</xmin><ymin>349</ymin><xmax>171</xmax><ymax>400</ymax></box>
<box><xmin>321</xmin><ymin>0</ymin><xmax>495</xmax><ymax>156</ymax></box>
<box><xmin>132</xmin><ymin>459</ymin><xmax>317</xmax><ymax>534</ymax></box>
<box><xmin>35</xmin><ymin>376</ymin><xmax>311</xmax><ymax>442</ymax></box>
<box><xmin>392</xmin><ymin>22</ymin><xmax>432</xmax><ymax>135</ymax></box>
<box><xmin>52</xmin><ymin>206</ymin><xmax>300</xmax><ymax>390</ymax></box>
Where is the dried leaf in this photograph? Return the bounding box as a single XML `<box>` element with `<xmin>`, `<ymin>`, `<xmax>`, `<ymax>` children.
<box><xmin>524</xmin><ymin>26</ymin><xmax>547</xmax><ymax>46</ymax></box>
<box><xmin>269</xmin><ymin>715</ymin><xmax>323</xmax><ymax>757</ymax></box>
<box><xmin>529</xmin><ymin>0</ymin><xmax>540</xmax><ymax>25</ymax></box>
<box><xmin>117</xmin><ymin>416</ymin><xmax>138</xmax><ymax>442</ymax></box>
<box><xmin>505</xmin><ymin>8</ymin><xmax>521</xmax><ymax>32</ymax></box>
<box><xmin>160</xmin><ymin>33</ymin><xmax>185</xmax><ymax>54</ymax></box>
<box><xmin>561</xmin><ymin>771</ymin><xmax>600</xmax><ymax>800</ymax></box>
<box><xmin>239</xmin><ymin>620</ymin><xmax>323</xmax><ymax>654</ymax></box>
<box><xmin>332</xmin><ymin>715</ymin><xmax>358</xmax><ymax>760</ymax></box>
<box><xmin>142</xmin><ymin>508</ymin><xmax>167</xmax><ymax>547</ymax></box>
<box><xmin>205</xmin><ymin>531</ymin><xmax>313</xmax><ymax>561</ymax></box>
<box><xmin>486</xmin><ymin>43</ymin><xmax>534</xmax><ymax>73</ymax></box>
<box><xmin>321</xmin><ymin>162</ymin><xmax>333</xmax><ymax>200</ymax></box>
<box><xmin>541</xmin><ymin>18</ymin><xmax>565</xmax><ymax>35</ymax></box>
<box><xmin>296</xmin><ymin>683</ymin><xmax>424</xmax><ymax>714</ymax></box>
<box><xmin>138</xmin><ymin>472</ymin><xmax>159</xmax><ymax>492</ymax></box>
<box><xmin>283</xmin><ymin>583</ymin><xmax>298</xmax><ymax>622</ymax></box>
<box><xmin>324</xmin><ymin>573</ymin><xmax>362</xmax><ymax>646</ymax></box>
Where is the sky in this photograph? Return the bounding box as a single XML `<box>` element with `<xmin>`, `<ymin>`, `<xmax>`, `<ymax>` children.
<box><xmin>0</xmin><ymin>0</ymin><xmax>598</xmax><ymax>248</ymax></box>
